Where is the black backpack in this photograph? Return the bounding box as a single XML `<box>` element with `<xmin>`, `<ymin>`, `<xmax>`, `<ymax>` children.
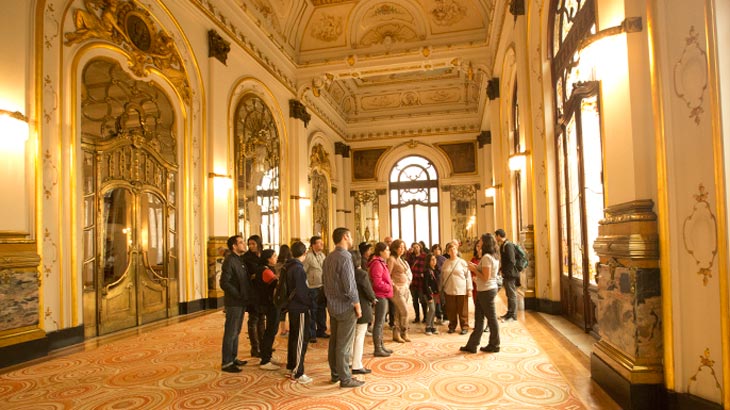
<box><xmin>273</xmin><ymin>266</ymin><xmax>293</xmax><ymax>309</ymax></box>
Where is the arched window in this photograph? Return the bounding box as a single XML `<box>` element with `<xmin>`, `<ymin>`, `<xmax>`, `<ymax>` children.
<box><xmin>550</xmin><ymin>0</ymin><xmax>604</xmax><ymax>331</ymax></box>
<box><xmin>389</xmin><ymin>156</ymin><xmax>439</xmax><ymax>247</ymax></box>
<box><xmin>234</xmin><ymin>95</ymin><xmax>280</xmax><ymax>249</ymax></box>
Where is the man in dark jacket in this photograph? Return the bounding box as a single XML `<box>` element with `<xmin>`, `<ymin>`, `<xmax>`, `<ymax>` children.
<box><xmin>220</xmin><ymin>235</ymin><xmax>253</xmax><ymax>373</ymax></box>
<box><xmin>285</xmin><ymin>241</ymin><xmax>315</xmax><ymax>384</ymax></box>
<box><xmin>495</xmin><ymin>229</ymin><xmax>518</xmax><ymax>321</ymax></box>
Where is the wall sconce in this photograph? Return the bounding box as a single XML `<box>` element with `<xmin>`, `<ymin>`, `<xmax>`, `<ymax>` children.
<box><xmin>208</xmin><ymin>172</ymin><xmax>233</xmax><ymax>191</ymax></box>
<box><xmin>0</xmin><ymin>109</ymin><xmax>29</xmax><ymax>143</ymax></box>
<box><xmin>508</xmin><ymin>151</ymin><xmax>529</xmax><ymax>172</ymax></box>
<box><xmin>291</xmin><ymin>194</ymin><xmax>311</xmax><ymax>207</ymax></box>
<box><xmin>484</xmin><ymin>184</ymin><xmax>501</xmax><ymax>198</ymax></box>
<box><xmin>576</xmin><ymin>17</ymin><xmax>643</xmax><ymax>82</ymax></box>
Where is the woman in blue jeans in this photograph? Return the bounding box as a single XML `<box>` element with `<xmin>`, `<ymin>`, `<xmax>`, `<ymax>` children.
<box><xmin>460</xmin><ymin>233</ymin><xmax>501</xmax><ymax>354</ymax></box>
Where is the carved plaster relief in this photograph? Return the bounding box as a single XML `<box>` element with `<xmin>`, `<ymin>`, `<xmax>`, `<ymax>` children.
<box><xmin>673</xmin><ymin>26</ymin><xmax>708</xmax><ymax>126</ymax></box>
<box><xmin>430</xmin><ymin>0</ymin><xmax>466</xmax><ymax>26</ymax></box>
<box><xmin>359</xmin><ymin>23</ymin><xmax>419</xmax><ymax>47</ymax></box>
<box><xmin>682</xmin><ymin>184</ymin><xmax>717</xmax><ymax>286</ymax></box>
<box><xmin>311</xmin><ymin>13</ymin><xmax>343</xmax><ymax>42</ymax></box>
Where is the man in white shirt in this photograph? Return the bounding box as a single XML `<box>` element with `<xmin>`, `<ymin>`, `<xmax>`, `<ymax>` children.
<box><xmin>304</xmin><ymin>235</ymin><xmax>329</xmax><ymax>342</ymax></box>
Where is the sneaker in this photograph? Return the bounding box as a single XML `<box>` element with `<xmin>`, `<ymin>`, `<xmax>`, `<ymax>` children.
<box><xmin>222</xmin><ymin>364</ymin><xmax>242</xmax><ymax>373</ymax></box>
<box><xmin>260</xmin><ymin>362</ymin><xmax>280</xmax><ymax>371</ymax></box>
<box><xmin>431</xmin><ymin>327</ymin><xmax>439</xmax><ymax>335</ymax></box>
<box><xmin>340</xmin><ymin>378</ymin><xmax>365</xmax><ymax>388</ymax></box>
<box><xmin>425</xmin><ymin>329</ymin><xmax>433</xmax><ymax>335</ymax></box>
<box><xmin>295</xmin><ymin>374</ymin><xmax>313</xmax><ymax>384</ymax></box>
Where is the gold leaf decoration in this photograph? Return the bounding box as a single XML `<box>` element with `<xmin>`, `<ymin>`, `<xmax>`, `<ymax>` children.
<box><xmin>64</xmin><ymin>0</ymin><xmax>191</xmax><ymax>102</ymax></box>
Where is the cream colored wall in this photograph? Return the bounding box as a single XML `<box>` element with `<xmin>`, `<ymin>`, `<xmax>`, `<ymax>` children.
<box><xmin>650</xmin><ymin>0</ymin><xmax>725</xmax><ymax>403</ymax></box>
<box><xmin>0</xmin><ymin>1</ymin><xmax>33</xmax><ymax>238</ymax></box>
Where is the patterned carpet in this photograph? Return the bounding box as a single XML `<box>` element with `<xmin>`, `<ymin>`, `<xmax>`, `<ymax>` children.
<box><xmin>0</xmin><ymin>304</ymin><xmax>589</xmax><ymax>409</ymax></box>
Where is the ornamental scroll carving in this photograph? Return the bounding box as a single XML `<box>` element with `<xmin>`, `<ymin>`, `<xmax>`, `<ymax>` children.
<box><xmin>65</xmin><ymin>0</ymin><xmax>191</xmax><ymax>102</ymax></box>
<box><xmin>682</xmin><ymin>184</ymin><xmax>717</xmax><ymax>286</ymax></box>
<box><xmin>673</xmin><ymin>26</ymin><xmax>708</xmax><ymax>126</ymax></box>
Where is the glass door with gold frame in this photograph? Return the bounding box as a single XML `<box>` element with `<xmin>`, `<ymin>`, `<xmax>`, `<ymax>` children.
<box><xmin>80</xmin><ymin>58</ymin><xmax>178</xmax><ymax>336</ymax></box>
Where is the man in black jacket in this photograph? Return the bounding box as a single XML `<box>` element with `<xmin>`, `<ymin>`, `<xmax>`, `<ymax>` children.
<box><xmin>220</xmin><ymin>235</ymin><xmax>253</xmax><ymax>373</ymax></box>
<box><xmin>495</xmin><ymin>229</ymin><xmax>518</xmax><ymax>322</ymax></box>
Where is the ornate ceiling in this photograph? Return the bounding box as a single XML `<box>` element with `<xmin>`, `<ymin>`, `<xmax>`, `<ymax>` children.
<box><xmin>220</xmin><ymin>0</ymin><xmax>507</xmax><ymax>140</ymax></box>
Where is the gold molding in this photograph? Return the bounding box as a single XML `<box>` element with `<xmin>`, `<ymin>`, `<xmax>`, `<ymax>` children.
<box><xmin>593</xmin><ymin>340</ymin><xmax>664</xmax><ymax>384</ymax></box>
<box><xmin>704</xmin><ymin>0</ymin><xmax>730</xmax><ymax>405</ymax></box>
<box><xmin>647</xmin><ymin>1</ymin><xmax>675</xmax><ymax>390</ymax></box>
<box><xmin>0</xmin><ymin>327</ymin><xmax>45</xmax><ymax>349</ymax></box>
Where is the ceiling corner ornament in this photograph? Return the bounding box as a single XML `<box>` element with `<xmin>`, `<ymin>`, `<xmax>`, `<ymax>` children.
<box><xmin>311</xmin><ymin>13</ymin><xmax>343</xmax><ymax>42</ymax></box>
<box><xmin>687</xmin><ymin>348</ymin><xmax>722</xmax><ymax>397</ymax></box>
<box><xmin>431</xmin><ymin>0</ymin><xmax>466</xmax><ymax>26</ymax></box>
<box><xmin>64</xmin><ymin>0</ymin><xmax>191</xmax><ymax>102</ymax></box>
<box><xmin>208</xmin><ymin>29</ymin><xmax>230</xmax><ymax>65</ymax></box>
<box><xmin>673</xmin><ymin>26</ymin><xmax>708</xmax><ymax>126</ymax></box>
<box><xmin>310</xmin><ymin>143</ymin><xmax>331</xmax><ymax>175</ymax></box>
<box><xmin>682</xmin><ymin>184</ymin><xmax>718</xmax><ymax>286</ymax></box>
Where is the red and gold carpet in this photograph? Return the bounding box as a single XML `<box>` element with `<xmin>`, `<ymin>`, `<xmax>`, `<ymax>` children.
<box><xmin>0</xmin><ymin>308</ymin><xmax>594</xmax><ymax>409</ymax></box>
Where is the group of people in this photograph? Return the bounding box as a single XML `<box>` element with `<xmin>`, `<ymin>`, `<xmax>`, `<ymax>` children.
<box><xmin>219</xmin><ymin>226</ymin><xmax>523</xmax><ymax>387</ymax></box>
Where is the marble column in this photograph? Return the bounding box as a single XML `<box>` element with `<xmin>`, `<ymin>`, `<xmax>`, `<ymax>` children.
<box><xmin>590</xmin><ymin>200</ymin><xmax>663</xmax><ymax>409</ymax></box>
<box><xmin>519</xmin><ymin>225</ymin><xmax>536</xmax><ymax>309</ymax></box>
<box><xmin>206</xmin><ymin>236</ymin><xmax>227</xmax><ymax>308</ymax></box>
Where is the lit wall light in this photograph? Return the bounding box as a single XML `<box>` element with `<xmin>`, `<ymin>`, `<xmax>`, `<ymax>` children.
<box><xmin>291</xmin><ymin>194</ymin><xmax>311</xmax><ymax>207</ymax></box>
<box><xmin>208</xmin><ymin>172</ymin><xmax>233</xmax><ymax>191</ymax></box>
<box><xmin>577</xmin><ymin>17</ymin><xmax>643</xmax><ymax>82</ymax></box>
<box><xmin>0</xmin><ymin>109</ymin><xmax>29</xmax><ymax>144</ymax></box>
<box><xmin>508</xmin><ymin>152</ymin><xmax>529</xmax><ymax>172</ymax></box>
<box><xmin>484</xmin><ymin>184</ymin><xmax>501</xmax><ymax>198</ymax></box>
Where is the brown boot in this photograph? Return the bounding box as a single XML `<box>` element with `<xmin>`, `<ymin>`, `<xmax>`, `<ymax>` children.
<box><xmin>401</xmin><ymin>330</ymin><xmax>411</xmax><ymax>342</ymax></box>
<box><xmin>393</xmin><ymin>328</ymin><xmax>405</xmax><ymax>343</ymax></box>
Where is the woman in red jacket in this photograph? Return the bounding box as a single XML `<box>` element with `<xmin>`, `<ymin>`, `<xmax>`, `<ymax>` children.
<box><xmin>367</xmin><ymin>242</ymin><xmax>393</xmax><ymax>357</ymax></box>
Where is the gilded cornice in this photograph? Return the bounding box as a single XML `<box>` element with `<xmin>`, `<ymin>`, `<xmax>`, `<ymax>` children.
<box><xmin>189</xmin><ymin>0</ymin><xmax>297</xmax><ymax>93</ymax></box>
<box><xmin>599</xmin><ymin>200</ymin><xmax>657</xmax><ymax>225</ymax></box>
<box><xmin>64</xmin><ymin>0</ymin><xmax>192</xmax><ymax>102</ymax></box>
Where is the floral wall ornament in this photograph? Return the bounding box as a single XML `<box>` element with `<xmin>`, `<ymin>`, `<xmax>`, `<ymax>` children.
<box><xmin>673</xmin><ymin>26</ymin><xmax>708</xmax><ymax>126</ymax></box>
<box><xmin>687</xmin><ymin>348</ymin><xmax>723</xmax><ymax>397</ymax></box>
<box><xmin>682</xmin><ymin>184</ymin><xmax>718</xmax><ymax>286</ymax></box>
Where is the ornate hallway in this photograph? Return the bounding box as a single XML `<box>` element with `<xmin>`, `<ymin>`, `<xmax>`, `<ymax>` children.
<box><xmin>0</xmin><ymin>300</ymin><xmax>619</xmax><ymax>409</ymax></box>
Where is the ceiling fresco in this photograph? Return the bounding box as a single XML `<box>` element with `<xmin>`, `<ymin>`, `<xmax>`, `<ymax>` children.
<box><xmin>221</xmin><ymin>0</ymin><xmax>506</xmax><ymax>139</ymax></box>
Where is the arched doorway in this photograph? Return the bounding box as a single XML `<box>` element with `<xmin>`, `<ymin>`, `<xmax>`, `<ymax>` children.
<box><xmin>80</xmin><ymin>58</ymin><xmax>179</xmax><ymax>336</ymax></box>
<box><xmin>389</xmin><ymin>155</ymin><xmax>440</xmax><ymax>247</ymax></box>
<box><xmin>234</xmin><ymin>95</ymin><xmax>281</xmax><ymax>249</ymax></box>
